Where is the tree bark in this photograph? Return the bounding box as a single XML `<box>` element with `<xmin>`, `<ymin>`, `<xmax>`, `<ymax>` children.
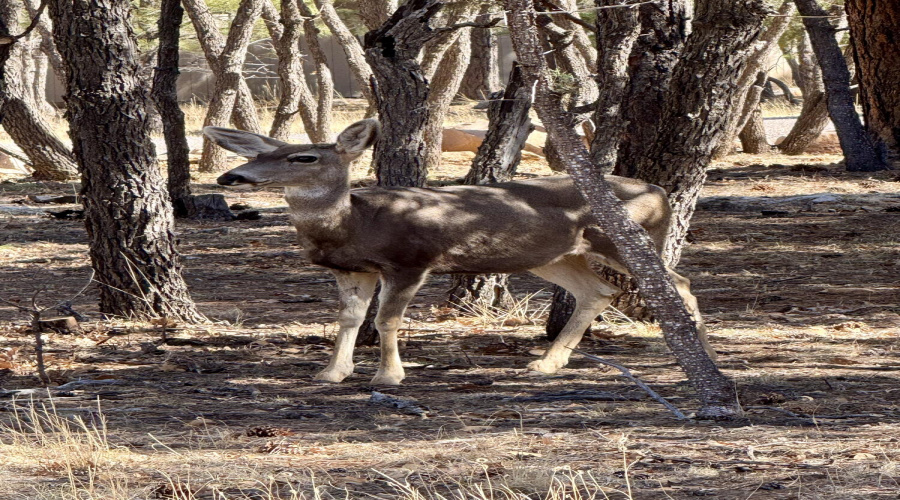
<box><xmin>315</xmin><ymin>0</ymin><xmax>376</xmax><ymax>109</ymax></box>
<box><xmin>606</xmin><ymin>0</ymin><xmax>688</xmax><ymax>178</ymax></box>
<box><xmin>0</xmin><ymin>1</ymin><xmax>78</xmax><ymax>181</ymax></box>
<box><xmin>738</xmin><ymin>72</ymin><xmax>771</xmax><ymax>154</ymax></box>
<box><xmin>23</xmin><ymin>0</ymin><xmax>65</xmax><ymax>84</ymax></box>
<box><xmin>549</xmin><ymin>0</ymin><xmax>640</xmax><ymax>342</ymax></box>
<box><xmin>197</xmin><ymin>0</ymin><xmax>264</xmax><ymax>172</ymax></box>
<box><xmin>364</xmin><ymin>0</ymin><xmax>448</xmax><ymax>187</ymax></box>
<box><xmin>152</xmin><ymin>0</ymin><xmax>192</xmax><ymax>215</ymax></box>
<box><xmin>504</xmin><ymin>0</ymin><xmax>737</xmax><ymax>418</ymax></box>
<box><xmin>298</xmin><ymin>0</ymin><xmax>334</xmax><ymax>143</ymax></box>
<box><xmin>48</xmin><ymin>0</ymin><xmax>204</xmax><ymax>322</ymax></box>
<box><xmin>268</xmin><ymin>0</ymin><xmax>317</xmax><ymax>140</ymax></box>
<box><xmin>845</xmin><ymin>0</ymin><xmax>900</xmax><ymax>151</ymax></box>
<box><xmin>713</xmin><ymin>1</ymin><xmax>795</xmax><ymax>158</ymax></box>
<box><xmin>359</xmin><ymin>0</ymin><xmax>397</xmax><ymax>31</ymax></box>
<box><xmin>459</xmin><ymin>5</ymin><xmax>500</xmax><ymax>100</ymax></box>
<box><xmin>794</xmin><ymin>0</ymin><xmax>888</xmax><ymax>171</ymax></box>
<box><xmin>536</xmin><ymin>10</ymin><xmax>598</xmax><ymax>124</ymax></box>
<box><xmin>634</xmin><ymin>0</ymin><xmax>770</xmax><ymax>265</ymax></box>
<box><xmin>182</xmin><ymin>0</ymin><xmax>262</xmax><ymax>134</ymax></box>
<box><xmin>423</xmin><ymin>22</ymin><xmax>473</xmax><ymax>171</ymax></box>
<box><xmin>449</xmin><ymin>63</ymin><xmax>533</xmax><ymax>310</ymax></box>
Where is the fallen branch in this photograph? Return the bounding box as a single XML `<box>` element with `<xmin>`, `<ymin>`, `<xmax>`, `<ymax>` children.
<box><xmin>571</xmin><ymin>348</ymin><xmax>688</xmax><ymax>420</ymax></box>
<box><xmin>0</xmin><ymin>271</ymin><xmax>94</xmax><ymax>385</ymax></box>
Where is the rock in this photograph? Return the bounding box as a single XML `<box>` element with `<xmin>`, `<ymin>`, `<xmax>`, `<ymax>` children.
<box><xmin>38</xmin><ymin>316</ymin><xmax>80</xmax><ymax>333</ymax></box>
<box><xmin>28</xmin><ymin>194</ymin><xmax>80</xmax><ymax>204</ymax></box>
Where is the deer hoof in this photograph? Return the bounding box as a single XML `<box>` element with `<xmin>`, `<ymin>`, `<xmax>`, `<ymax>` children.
<box><xmin>370</xmin><ymin>370</ymin><xmax>404</xmax><ymax>386</ymax></box>
<box><xmin>314</xmin><ymin>367</ymin><xmax>352</xmax><ymax>383</ymax></box>
<box><xmin>527</xmin><ymin>358</ymin><xmax>563</xmax><ymax>374</ymax></box>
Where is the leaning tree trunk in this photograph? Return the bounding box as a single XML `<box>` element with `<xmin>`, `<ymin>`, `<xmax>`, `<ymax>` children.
<box><xmin>298</xmin><ymin>0</ymin><xmax>334</xmax><ymax>143</ymax></box>
<box><xmin>448</xmin><ymin>63</ymin><xmax>534</xmax><ymax>310</ymax></box>
<box><xmin>316</xmin><ymin>0</ymin><xmax>376</xmax><ymax>110</ymax></box>
<box><xmin>197</xmin><ymin>0</ymin><xmax>264</xmax><ymax>173</ymax></box>
<box><xmin>738</xmin><ymin>72</ymin><xmax>772</xmax><ymax>154</ymax></box>
<box><xmin>634</xmin><ymin>0</ymin><xmax>770</xmax><ymax>265</ymax></box>
<box><xmin>0</xmin><ymin>1</ymin><xmax>77</xmax><ymax>181</ymax></box>
<box><xmin>268</xmin><ymin>0</ymin><xmax>317</xmax><ymax>140</ymax></box>
<box><xmin>24</xmin><ymin>0</ymin><xmax>65</xmax><ymax>84</ymax></box>
<box><xmin>504</xmin><ymin>0</ymin><xmax>737</xmax><ymax>418</ymax></box>
<box><xmin>459</xmin><ymin>5</ymin><xmax>500</xmax><ymax>100</ymax></box>
<box><xmin>359</xmin><ymin>0</ymin><xmax>397</xmax><ymax>31</ymax></box>
<box><xmin>548</xmin><ymin>2</ymin><xmax>641</xmax><ymax>341</ymax></box>
<box><xmin>794</xmin><ymin>0</ymin><xmax>888</xmax><ymax>171</ymax></box>
<box><xmin>48</xmin><ymin>0</ymin><xmax>204</xmax><ymax>322</ymax></box>
<box><xmin>713</xmin><ymin>1</ymin><xmax>794</xmax><ymax>158</ymax></box>
<box><xmin>422</xmin><ymin>20</ymin><xmax>473</xmax><ymax>170</ymax></box>
<box><xmin>182</xmin><ymin>0</ymin><xmax>261</xmax><ymax>134</ymax></box>
<box><xmin>845</xmin><ymin>0</ymin><xmax>900</xmax><ymax>150</ymax></box>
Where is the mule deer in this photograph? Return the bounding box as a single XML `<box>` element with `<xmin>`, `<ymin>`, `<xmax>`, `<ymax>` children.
<box><xmin>206</xmin><ymin>119</ymin><xmax>714</xmax><ymax>385</ymax></box>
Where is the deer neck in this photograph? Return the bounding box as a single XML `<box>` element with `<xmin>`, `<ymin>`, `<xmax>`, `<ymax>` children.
<box><xmin>284</xmin><ymin>179</ymin><xmax>352</xmax><ymax>246</ymax></box>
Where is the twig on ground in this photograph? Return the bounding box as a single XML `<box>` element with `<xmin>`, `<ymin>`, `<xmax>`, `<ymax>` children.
<box><xmin>0</xmin><ymin>271</ymin><xmax>95</xmax><ymax>385</ymax></box>
<box><xmin>570</xmin><ymin>348</ymin><xmax>688</xmax><ymax>420</ymax></box>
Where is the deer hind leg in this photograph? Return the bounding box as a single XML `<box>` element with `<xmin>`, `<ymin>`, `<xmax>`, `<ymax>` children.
<box><xmin>314</xmin><ymin>271</ymin><xmax>379</xmax><ymax>383</ymax></box>
<box><xmin>528</xmin><ymin>255</ymin><xmax>621</xmax><ymax>374</ymax></box>
<box><xmin>667</xmin><ymin>268</ymin><xmax>717</xmax><ymax>360</ymax></box>
<box><xmin>370</xmin><ymin>271</ymin><xmax>428</xmax><ymax>385</ymax></box>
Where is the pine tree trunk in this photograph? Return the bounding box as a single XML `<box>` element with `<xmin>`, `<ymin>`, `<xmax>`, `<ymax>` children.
<box><xmin>359</xmin><ymin>0</ymin><xmax>397</xmax><ymax>31</ymax></box>
<box><xmin>739</xmin><ymin>101</ymin><xmax>771</xmax><ymax>154</ymax></box>
<box><xmin>504</xmin><ymin>0</ymin><xmax>737</xmax><ymax>418</ymax></box>
<box><xmin>606</xmin><ymin>0</ymin><xmax>687</xmax><ymax>178</ymax></box>
<box><xmin>423</xmin><ymin>23</ymin><xmax>473</xmax><ymax>171</ymax></box>
<box><xmin>712</xmin><ymin>1</ymin><xmax>794</xmax><ymax>158</ymax></box>
<box><xmin>449</xmin><ymin>63</ymin><xmax>533</xmax><ymax>310</ymax></box>
<box><xmin>845</xmin><ymin>0</ymin><xmax>900</xmax><ymax>150</ymax></box>
<box><xmin>459</xmin><ymin>6</ymin><xmax>500</xmax><ymax>100</ymax></box>
<box><xmin>298</xmin><ymin>1</ymin><xmax>334</xmax><ymax>143</ymax></box>
<box><xmin>0</xmin><ymin>1</ymin><xmax>77</xmax><ymax>181</ymax></box>
<box><xmin>316</xmin><ymin>0</ymin><xmax>376</xmax><ymax>109</ymax></box>
<box><xmin>153</xmin><ymin>0</ymin><xmax>192</xmax><ymax>215</ymax></box>
<box><xmin>357</xmin><ymin>0</ymin><xmax>451</xmax><ymax>345</ymax></box>
<box><xmin>634</xmin><ymin>0</ymin><xmax>769</xmax><ymax>265</ymax></box>
<box><xmin>794</xmin><ymin>0</ymin><xmax>888</xmax><ymax>171</ymax></box>
<box><xmin>197</xmin><ymin>0</ymin><xmax>264</xmax><ymax>172</ymax></box>
<box><xmin>182</xmin><ymin>0</ymin><xmax>262</xmax><ymax>134</ymax></box>
<box><xmin>268</xmin><ymin>0</ymin><xmax>317</xmax><ymax>141</ymax></box>
<box><xmin>48</xmin><ymin>0</ymin><xmax>204</xmax><ymax>322</ymax></box>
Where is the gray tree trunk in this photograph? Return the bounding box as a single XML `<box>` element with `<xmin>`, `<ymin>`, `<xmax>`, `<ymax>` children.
<box><xmin>448</xmin><ymin>63</ymin><xmax>534</xmax><ymax>310</ymax></box>
<box><xmin>182</xmin><ymin>0</ymin><xmax>262</xmax><ymax>134</ymax></box>
<box><xmin>48</xmin><ymin>0</ymin><xmax>204</xmax><ymax>322</ymax></box>
<box><xmin>316</xmin><ymin>0</ymin><xmax>376</xmax><ymax>110</ymax></box>
<box><xmin>794</xmin><ymin>0</ymin><xmax>888</xmax><ymax>171</ymax></box>
<box><xmin>459</xmin><ymin>6</ymin><xmax>500</xmax><ymax>100</ymax></box>
<box><xmin>268</xmin><ymin>0</ymin><xmax>316</xmax><ymax>140</ymax></box>
<box><xmin>197</xmin><ymin>0</ymin><xmax>264</xmax><ymax>172</ymax></box>
<box><xmin>359</xmin><ymin>0</ymin><xmax>397</xmax><ymax>31</ymax></box>
<box><xmin>0</xmin><ymin>1</ymin><xmax>77</xmax><ymax>181</ymax></box>
<box><xmin>298</xmin><ymin>1</ymin><xmax>334</xmax><ymax>143</ymax></box>
<box><xmin>738</xmin><ymin>72</ymin><xmax>772</xmax><ymax>154</ymax></box>
<box><xmin>504</xmin><ymin>0</ymin><xmax>737</xmax><ymax>418</ymax></box>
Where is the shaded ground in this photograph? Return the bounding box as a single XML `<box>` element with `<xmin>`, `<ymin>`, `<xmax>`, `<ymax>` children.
<box><xmin>1</xmin><ymin>151</ymin><xmax>899</xmax><ymax>499</ymax></box>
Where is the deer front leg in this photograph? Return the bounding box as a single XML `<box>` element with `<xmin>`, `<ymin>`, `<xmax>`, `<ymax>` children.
<box><xmin>314</xmin><ymin>271</ymin><xmax>379</xmax><ymax>383</ymax></box>
<box><xmin>528</xmin><ymin>256</ymin><xmax>620</xmax><ymax>373</ymax></box>
<box><xmin>370</xmin><ymin>271</ymin><xmax>428</xmax><ymax>385</ymax></box>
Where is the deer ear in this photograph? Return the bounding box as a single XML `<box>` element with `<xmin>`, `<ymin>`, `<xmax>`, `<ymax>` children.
<box><xmin>335</xmin><ymin>119</ymin><xmax>380</xmax><ymax>155</ymax></box>
<box><xmin>203</xmin><ymin>127</ymin><xmax>288</xmax><ymax>158</ymax></box>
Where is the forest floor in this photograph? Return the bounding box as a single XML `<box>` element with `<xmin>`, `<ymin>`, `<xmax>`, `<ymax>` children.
<box><xmin>1</xmin><ymin>119</ymin><xmax>900</xmax><ymax>498</ymax></box>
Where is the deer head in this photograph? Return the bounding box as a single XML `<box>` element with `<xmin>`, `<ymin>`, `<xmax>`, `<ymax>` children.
<box><xmin>206</xmin><ymin>119</ymin><xmax>381</xmax><ymax>188</ymax></box>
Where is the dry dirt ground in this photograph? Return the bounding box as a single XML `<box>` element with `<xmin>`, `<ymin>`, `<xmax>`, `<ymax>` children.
<box><xmin>1</xmin><ymin>149</ymin><xmax>899</xmax><ymax>499</ymax></box>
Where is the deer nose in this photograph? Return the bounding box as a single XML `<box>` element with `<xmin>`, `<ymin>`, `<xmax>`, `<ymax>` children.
<box><xmin>217</xmin><ymin>172</ymin><xmax>249</xmax><ymax>186</ymax></box>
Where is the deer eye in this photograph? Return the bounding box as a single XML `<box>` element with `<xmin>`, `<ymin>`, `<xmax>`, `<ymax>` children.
<box><xmin>287</xmin><ymin>154</ymin><xmax>319</xmax><ymax>163</ymax></box>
